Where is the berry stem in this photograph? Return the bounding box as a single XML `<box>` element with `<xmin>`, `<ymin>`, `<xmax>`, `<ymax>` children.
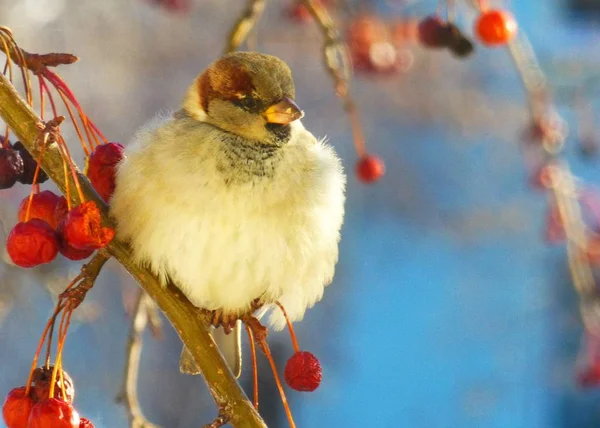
<box><xmin>57</xmin><ymin>134</ymin><xmax>85</xmax><ymax>204</ymax></box>
<box><xmin>38</xmin><ymin>76</ymin><xmax>45</xmax><ymax>121</ymax></box>
<box><xmin>345</xmin><ymin>101</ymin><xmax>366</xmax><ymax>158</ymax></box>
<box><xmin>44</xmin><ymin>274</ymin><xmax>83</xmax><ymax>368</ymax></box>
<box><xmin>49</xmin><ymin>307</ymin><xmax>73</xmax><ymax>399</ymax></box>
<box><xmin>25</xmin><ymin>302</ymin><xmax>65</xmax><ymax>396</ymax></box>
<box><xmin>275</xmin><ymin>302</ymin><xmax>300</xmax><ymax>354</ymax></box>
<box><xmin>244</xmin><ymin>324</ymin><xmax>259</xmax><ymax>410</ymax></box>
<box><xmin>260</xmin><ymin>339</ymin><xmax>296</xmax><ymax>428</ymax></box>
<box><xmin>24</xmin><ymin>132</ymin><xmax>49</xmax><ymax>222</ymax></box>
<box><xmin>39</xmin><ymin>77</ymin><xmax>58</xmax><ymax>118</ymax></box>
<box><xmin>54</xmin><ymin>85</ymin><xmax>91</xmax><ymax>156</ymax></box>
<box><xmin>43</xmin><ymin>69</ymin><xmax>107</xmax><ymax>144</ymax></box>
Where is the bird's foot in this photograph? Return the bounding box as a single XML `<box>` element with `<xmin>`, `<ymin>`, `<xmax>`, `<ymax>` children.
<box><xmin>241</xmin><ymin>314</ymin><xmax>269</xmax><ymax>355</ymax></box>
<box><xmin>208</xmin><ymin>298</ymin><xmax>263</xmax><ymax>334</ymax></box>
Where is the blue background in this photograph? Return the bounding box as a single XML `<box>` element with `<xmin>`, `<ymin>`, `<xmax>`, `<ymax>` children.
<box><xmin>2</xmin><ymin>0</ymin><xmax>600</xmax><ymax>427</ymax></box>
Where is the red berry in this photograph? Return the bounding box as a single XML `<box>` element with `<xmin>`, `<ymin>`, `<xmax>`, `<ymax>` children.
<box><xmin>284</xmin><ymin>351</ymin><xmax>322</xmax><ymax>392</ymax></box>
<box><xmin>0</xmin><ymin>146</ymin><xmax>24</xmax><ymax>189</ymax></box>
<box><xmin>18</xmin><ymin>191</ymin><xmax>63</xmax><ymax>229</ymax></box>
<box><xmin>2</xmin><ymin>387</ymin><xmax>35</xmax><ymax>428</ymax></box>
<box><xmin>79</xmin><ymin>418</ymin><xmax>94</xmax><ymax>428</ymax></box>
<box><xmin>475</xmin><ymin>10</ymin><xmax>517</xmax><ymax>46</ymax></box>
<box><xmin>417</xmin><ymin>16</ymin><xmax>451</xmax><ymax>48</ymax></box>
<box><xmin>85</xmin><ymin>142</ymin><xmax>124</xmax><ymax>203</ymax></box>
<box><xmin>57</xmin><ymin>220</ymin><xmax>95</xmax><ymax>261</ymax></box>
<box><xmin>60</xmin><ymin>201</ymin><xmax>115</xmax><ymax>250</ymax></box>
<box><xmin>13</xmin><ymin>142</ymin><xmax>49</xmax><ymax>185</ymax></box>
<box><xmin>28</xmin><ymin>398</ymin><xmax>79</xmax><ymax>428</ymax></box>
<box><xmin>6</xmin><ymin>219</ymin><xmax>59</xmax><ymax>268</ymax></box>
<box><xmin>356</xmin><ymin>155</ymin><xmax>385</xmax><ymax>183</ymax></box>
<box><xmin>31</xmin><ymin>366</ymin><xmax>75</xmax><ymax>404</ymax></box>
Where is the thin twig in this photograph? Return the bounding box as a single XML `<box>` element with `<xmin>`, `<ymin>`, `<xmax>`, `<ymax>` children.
<box><xmin>224</xmin><ymin>0</ymin><xmax>267</xmax><ymax>54</ymax></box>
<box><xmin>464</xmin><ymin>2</ymin><xmax>599</xmax><ymax>331</ymax></box>
<box><xmin>117</xmin><ymin>289</ymin><xmax>159</xmax><ymax>428</ymax></box>
<box><xmin>203</xmin><ymin>409</ymin><xmax>231</xmax><ymax>428</ymax></box>
<box><xmin>302</xmin><ymin>0</ymin><xmax>368</xmax><ymax>156</ymax></box>
<box><xmin>0</xmin><ymin>28</ymin><xmax>77</xmax><ymax>74</ymax></box>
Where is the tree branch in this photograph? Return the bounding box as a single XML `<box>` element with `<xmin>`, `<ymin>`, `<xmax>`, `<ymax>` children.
<box><xmin>224</xmin><ymin>0</ymin><xmax>267</xmax><ymax>54</ymax></box>
<box><xmin>117</xmin><ymin>289</ymin><xmax>159</xmax><ymax>428</ymax></box>
<box><xmin>0</xmin><ymin>74</ymin><xmax>266</xmax><ymax>427</ymax></box>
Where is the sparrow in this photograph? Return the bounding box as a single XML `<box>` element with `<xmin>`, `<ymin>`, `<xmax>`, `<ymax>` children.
<box><xmin>109</xmin><ymin>52</ymin><xmax>346</xmax><ymax>372</ymax></box>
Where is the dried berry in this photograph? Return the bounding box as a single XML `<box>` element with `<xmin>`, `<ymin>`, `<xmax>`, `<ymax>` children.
<box><xmin>60</xmin><ymin>201</ymin><xmax>114</xmax><ymax>250</ymax></box>
<box><xmin>28</xmin><ymin>398</ymin><xmax>79</xmax><ymax>428</ymax></box>
<box><xmin>6</xmin><ymin>219</ymin><xmax>59</xmax><ymax>268</ymax></box>
<box><xmin>356</xmin><ymin>155</ymin><xmax>385</xmax><ymax>183</ymax></box>
<box><xmin>446</xmin><ymin>24</ymin><xmax>474</xmax><ymax>58</ymax></box>
<box><xmin>0</xmin><ymin>145</ymin><xmax>24</xmax><ymax>189</ymax></box>
<box><xmin>18</xmin><ymin>191</ymin><xmax>63</xmax><ymax>229</ymax></box>
<box><xmin>417</xmin><ymin>16</ymin><xmax>451</xmax><ymax>48</ymax></box>
<box><xmin>79</xmin><ymin>417</ymin><xmax>95</xmax><ymax>428</ymax></box>
<box><xmin>13</xmin><ymin>142</ymin><xmax>49</xmax><ymax>185</ymax></box>
<box><xmin>2</xmin><ymin>386</ymin><xmax>35</xmax><ymax>428</ymax></box>
<box><xmin>85</xmin><ymin>142</ymin><xmax>124</xmax><ymax>202</ymax></box>
<box><xmin>475</xmin><ymin>10</ymin><xmax>517</xmax><ymax>46</ymax></box>
<box><xmin>284</xmin><ymin>351</ymin><xmax>322</xmax><ymax>392</ymax></box>
<box><xmin>31</xmin><ymin>366</ymin><xmax>75</xmax><ymax>404</ymax></box>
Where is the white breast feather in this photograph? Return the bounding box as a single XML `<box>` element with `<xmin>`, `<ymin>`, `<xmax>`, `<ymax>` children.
<box><xmin>110</xmin><ymin>117</ymin><xmax>346</xmax><ymax>330</ymax></box>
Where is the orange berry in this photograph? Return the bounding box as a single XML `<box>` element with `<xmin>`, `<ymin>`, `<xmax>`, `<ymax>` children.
<box><xmin>475</xmin><ymin>10</ymin><xmax>517</xmax><ymax>46</ymax></box>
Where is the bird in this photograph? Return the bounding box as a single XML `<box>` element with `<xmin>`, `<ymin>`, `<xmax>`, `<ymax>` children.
<box><xmin>109</xmin><ymin>51</ymin><xmax>346</xmax><ymax>372</ymax></box>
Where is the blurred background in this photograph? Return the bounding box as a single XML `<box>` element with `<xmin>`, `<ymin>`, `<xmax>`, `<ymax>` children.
<box><xmin>2</xmin><ymin>0</ymin><xmax>600</xmax><ymax>427</ymax></box>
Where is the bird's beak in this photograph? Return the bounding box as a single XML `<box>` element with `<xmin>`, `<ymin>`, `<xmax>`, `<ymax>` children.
<box><xmin>263</xmin><ymin>98</ymin><xmax>304</xmax><ymax>125</ymax></box>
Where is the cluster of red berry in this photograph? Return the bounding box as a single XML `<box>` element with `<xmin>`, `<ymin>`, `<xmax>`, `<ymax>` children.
<box><xmin>4</xmin><ymin>142</ymin><xmax>123</xmax><ymax>268</ymax></box>
<box><xmin>3</xmin><ymin>367</ymin><xmax>92</xmax><ymax>427</ymax></box>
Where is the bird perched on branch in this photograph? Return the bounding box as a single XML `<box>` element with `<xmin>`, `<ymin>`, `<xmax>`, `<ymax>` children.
<box><xmin>110</xmin><ymin>51</ymin><xmax>346</xmax><ymax>372</ymax></box>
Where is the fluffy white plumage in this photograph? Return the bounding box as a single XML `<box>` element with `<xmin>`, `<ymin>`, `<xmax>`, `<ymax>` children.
<box><xmin>110</xmin><ymin>114</ymin><xmax>345</xmax><ymax>329</ymax></box>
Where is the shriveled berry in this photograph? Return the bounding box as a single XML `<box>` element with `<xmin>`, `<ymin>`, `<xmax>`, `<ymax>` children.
<box><xmin>356</xmin><ymin>155</ymin><xmax>385</xmax><ymax>183</ymax></box>
<box><xmin>446</xmin><ymin>24</ymin><xmax>474</xmax><ymax>58</ymax></box>
<box><xmin>18</xmin><ymin>191</ymin><xmax>63</xmax><ymax>229</ymax></box>
<box><xmin>2</xmin><ymin>386</ymin><xmax>35</xmax><ymax>428</ymax></box>
<box><xmin>0</xmin><ymin>146</ymin><xmax>24</xmax><ymax>189</ymax></box>
<box><xmin>475</xmin><ymin>10</ymin><xmax>517</xmax><ymax>46</ymax></box>
<box><xmin>418</xmin><ymin>16</ymin><xmax>451</xmax><ymax>48</ymax></box>
<box><xmin>31</xmin><ymin>366</ymin><xmax>75</xmax><ymax>404</ymax></box>
<box><xmin>28</xmin><ymin>398</ymin><xmax>79</xmax><ymax>428</ymax></box>
<box><xmin>85</xmin><ymin>142</ymin><xmax>124</xmax><ymax>203</ymax></box>
<box><xmin>284</xmin><ymin>351</ymin><xmax>322</xmax><ymax>392</ymax></box>
<box><xmin>79</xmin><ymin>417</ymin><xmax>95</xmax><ymax>428</ymax></box>
<box><xmin>6</xmin><ymin>219</ymin><xmax>59</xmax><ymax>268</ymax></box>
<box><xmin>60</xmin><ymin>201</ymin><xmax>114</xmax><ymax>250</ymax></box>
<box><xmin>13</xmin><ymin>142</ymin><xmax>49</xmax><ymax>185</ymax></box>
<box><xmin>57</xmin><ymin>220</ymin><xmax>95</xmax><ymax>261</ymax></box>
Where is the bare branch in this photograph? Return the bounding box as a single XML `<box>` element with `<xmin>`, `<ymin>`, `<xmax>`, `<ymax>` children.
<box><xmin>117</xmin><ymin>289</ymin><xmax>159</xmax><ymax>428</ymax></box>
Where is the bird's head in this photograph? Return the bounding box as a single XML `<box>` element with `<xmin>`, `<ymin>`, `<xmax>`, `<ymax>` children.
<box><xmin>182</xmin><ymin>51</ymin><xmax>303</xmax><ymax>145</ymax></box>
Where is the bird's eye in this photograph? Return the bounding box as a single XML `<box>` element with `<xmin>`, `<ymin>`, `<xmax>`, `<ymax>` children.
<box><xmin>239</xmin><ymin>96</ymin><xmax>257</xmax><ymax>110</ymax></box>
